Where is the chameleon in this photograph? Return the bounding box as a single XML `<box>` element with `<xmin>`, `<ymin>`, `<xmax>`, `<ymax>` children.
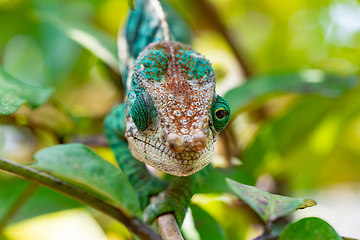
<box><xmin>104</xmin><ymin>0</ymin><xmax>230</xmax><ymax>226</ymax></box>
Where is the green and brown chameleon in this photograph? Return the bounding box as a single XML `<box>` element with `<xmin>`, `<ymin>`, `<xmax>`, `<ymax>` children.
<box><xmin>104</xmin><ymin>0</ymin><xmax>230</xmax><ymax>226</ymax></box>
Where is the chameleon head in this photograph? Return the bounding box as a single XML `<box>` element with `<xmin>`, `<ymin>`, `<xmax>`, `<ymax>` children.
<box><xmin>125</xmin><ymin>41</ymin><xmax>230</xmax><ymax>176</ymax></box>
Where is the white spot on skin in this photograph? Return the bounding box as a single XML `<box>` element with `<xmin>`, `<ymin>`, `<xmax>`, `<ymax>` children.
<box><xmin>180</xmin><ymin>119</ymin><xmax>188</xmax><ymax>125</ymax></box>
<box><xmin>181</xmin><ymin>128</ymin><xmax>189</xmax><ymax>134</ymax></box>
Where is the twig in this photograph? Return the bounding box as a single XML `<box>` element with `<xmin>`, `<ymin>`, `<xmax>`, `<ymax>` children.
<box><xmin>195</xmin><ymin>0</ymin><xmax>253</xmax><ymax>77</ymax></box>
<box><xmin>157</xmin><ymin>213</ymin><xmax>183</xmax><ymax>240</ymax></box>
<box><xmin>264</xmin><ymin>220</ymin><xmax>273</xmax><ymax>235</ymax></box>
<box><xmin>219</xmin><ymin>129</ymin><xmax>233</xmax><ymax>166</ymax></box>
<box><xmin>151</xmin><ymin>197</ymin><xmax>183</xmax><ymax>240</ymax></box>
<box><xmin>253</xmin><ymin>235</ymin><xmax>278</xmax><ymax>240</ymax></box>
<box><xmin>71</xmin><ymin>134</ymin><xmax>109</xmax><ymax>147</ymax></box>
<box><xmin>0</xmin><ymin>183</ymin><xmax>38</xmax><ymax>231</ymax></box>
<box><xmin>0</xmin><ymin>157</ymin><xmax>160</xmax><ymax>240</ymax></box>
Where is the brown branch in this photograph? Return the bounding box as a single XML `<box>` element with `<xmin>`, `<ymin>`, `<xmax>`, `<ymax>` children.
<box><xmin>71</xmin><ymin>134</ymin><xmax>109</xmax><ymax>147</ymax></box>
<box><xmin>150</xmin><ymin>197</ymin><xmax>184</xmax><ymax>240</ymax></box>
<box><xmin>157</xmin><ymin>213</ymin><xmax>184</xmax><ymax>240</ymax></box>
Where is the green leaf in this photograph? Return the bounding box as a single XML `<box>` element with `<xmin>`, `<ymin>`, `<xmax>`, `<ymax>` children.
<box><xmin>36</xmin><ymin>11</ymin><xmax>119</xmax><ymax>73</ymax></box>
<box><xmin>226</xmin><ymin>178</ymin><xmax>316</xmax><ymax>223</ymax></box>
<box><xmin>0</xmin><ymin>178</ymin><xmax>82</xmax><ymax>224</ymax></box>
<box><xmin>279</xmin><ymin>217</ymin><xmax>342</xmax><ymax>240</ymax></box>
<box><xmin>128</xmin><ymin>0</ymin><xmax>135</xmax><ymax>10</ymax></box>
<box><xmin>32</xmin><ymin>143</ymin><xmax>140</xmax><ymax>216</ymax></box>
<box><xmin>3</xmin><ymin>35</ymin><xmax>46</xmax><ymax>86</ymax></box>
<box><xmin>190</xmin><ymin>204</ymin><xmax>226</xmax><ymax>240</ymax></box>
<box><xmin>198</xmin><ymin>166</ymin><xmax>256</xmax><ymax>194</ymax></box>
<box><xmin>225</xmin><ymin>70</ymin><xmax>357</xmax><ymax>115</ymax></box>
<box><xmin>0</xmin><ymin>67</ymin><xmax>54</xmax><ymax>115</ymax></box>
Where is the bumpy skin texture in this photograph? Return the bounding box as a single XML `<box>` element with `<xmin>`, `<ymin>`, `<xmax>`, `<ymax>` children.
<box><xmin>105</xmin><ymin>0</ymin><xmax>230</xmax><ymax>226</ymax></box>
<box><xmin>126</xmin><ymin>41</ymin><xmax>217</xmax><ymax>176</ymax></box>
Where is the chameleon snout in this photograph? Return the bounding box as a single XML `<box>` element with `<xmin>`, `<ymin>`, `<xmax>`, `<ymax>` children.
<box><xmin>166</xmin><ymin>130</ymin><xmax>207</xmax><ymax>153</ymax></box>
<box><xmin>188</xmin><ymin>130</ymin><xmax>207</xmax><ymax>152</ymax></box>
<box><xmin>166</xmin><ymin>133</ymin><xmax>184</xmax><ymax>153</ymax></box>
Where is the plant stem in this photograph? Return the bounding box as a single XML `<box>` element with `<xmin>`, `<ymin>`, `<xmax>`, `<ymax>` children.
<box><xmin>264</xmin><ymin>220</ymin><xmax>273</xmax><ymax>235</ymax></box>
<box><xmin>0</xmin><ymin>157</ymin><xmax>160</xmax><ymax>240</ymax></box>
<box><xmin>195</xmin><ymin>0</ymin><xmax>253</xmax><ymax>78</ymax></box>
<box><xmin>157</xmin><ymin>213</ymin><xmax>183</xmax><ymax>240</ymax></box>
<box><xmin>150</xmin><ymin>196</ymin><xmax>183</xmax><ymax>240</ymax></box>
<box><xmin>0</xmin><ymin>183</ymin><xmax>38</xmax><ymax>231</ymax></box>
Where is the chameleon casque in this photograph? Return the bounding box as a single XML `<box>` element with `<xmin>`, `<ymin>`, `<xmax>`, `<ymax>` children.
<box><xmin>104</xmin><ymin>0</ymin><xmax>230</xmax><ymax>226</ymax></box>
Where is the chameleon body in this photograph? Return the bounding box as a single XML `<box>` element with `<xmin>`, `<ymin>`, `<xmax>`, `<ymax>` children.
<box><xmin>104</xmin><ymin>0</ymin><xmax>230</xmax><ymax>225</ymax></box>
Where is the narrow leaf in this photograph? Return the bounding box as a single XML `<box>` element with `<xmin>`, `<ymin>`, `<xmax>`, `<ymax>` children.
<box><xmin>36</xmin><ymin>11</ymin><xmax>119</xmax><ymax>73</ymax></box>
<box><xmin>279</xmin><ymin>217</ymin><xmax>342</xmax><ymax>240</ymax></box>
<box><xmin>4</xmin><ymin>35</ymin><xmax>46</xmax><ymax>86</ymax></box>
<box><xmin>32</xmin><ymin>143</ymin><xmax>140</xmax><ymax>216</ymax></box>
<box><xmin>225</xmin><ymin>70</ymin><xmax>357</xmax><ymax>115</ymax></box>
<box><xmin>0</xmin><ymin>67</ymin><xmax>54</xmax><ymax>115</ymax></box>
<box><xmin>226</xmin><ymin>178</ymin><xmax>316</xmax><ymax>223</ymax></box>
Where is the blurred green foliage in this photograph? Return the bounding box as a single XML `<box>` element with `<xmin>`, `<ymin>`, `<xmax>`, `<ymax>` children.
<box><xmin>32</xmin><ymin>143</ymin><xmax>141</xmax><ymax>215</ymax></box>
<box><xmin>0</xmin><ymin>0</ymin><xmax>359</xmax><ymax>239</ymax></box>
<box><xmin>279</xmin><ymin>217</ymin><xmax>343</xmax><ymax>240</ymax></box>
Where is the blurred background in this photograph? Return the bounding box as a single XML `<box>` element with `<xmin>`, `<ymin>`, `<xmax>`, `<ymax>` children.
<box><xmin>0</xmin><ymin>0</ymin><xmax>360</xmax><ymax>239</ymax></box>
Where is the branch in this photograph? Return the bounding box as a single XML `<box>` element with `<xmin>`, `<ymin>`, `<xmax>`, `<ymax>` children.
<box><xmin>0</xmin><ymin>157</ymin><xmax>160</xmax><ymax>240</ymax></box>
<box><xmin>195</xmin><ymin>0</ymin><xmax>253</xmax><ymax>78</ymax></box>
<box><xmin>150</xmin><ymin>195</ymin><xmax>183</xmax><ymax>240</ymax></box>
<box><xmin>71</xmin><ymin>134</ymin><xmax>109</xmax><ymax>147</ymax></box>
<box><xmin>157</xmin><ymin>213</ymin><xmax>184</xmax><ymax>240</ymax></box>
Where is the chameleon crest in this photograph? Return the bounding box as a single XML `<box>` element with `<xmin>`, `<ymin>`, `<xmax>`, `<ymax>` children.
<box><xmin>125</xmin><ymin>41</ymin><xmax>230</xmax><ymax>176</ymax></box>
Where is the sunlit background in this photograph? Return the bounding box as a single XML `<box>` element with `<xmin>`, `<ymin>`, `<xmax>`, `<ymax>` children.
<box><xmin>0</xmin><ymin>0</ymin><xmax>360</xmax><ymax>239</ymax></box>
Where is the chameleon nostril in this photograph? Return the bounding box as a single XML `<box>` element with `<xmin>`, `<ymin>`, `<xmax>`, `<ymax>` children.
<box><xmin>166</xmin><ymin>133</ymin><xmax>184</xmax><ymax>153</ymax></box>
<box><xmin>189</xmin><ymin>130</ymin><xmax>206</xmax><ymax>152</ymax></box>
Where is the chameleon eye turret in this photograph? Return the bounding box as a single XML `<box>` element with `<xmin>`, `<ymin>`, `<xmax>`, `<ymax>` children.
<box><xmin>130</xmin><ymin>92</ymin><xmax>156</xmax><ymax>131</ymax></box>
<box><xmin>211</xmin><ymin>95</ymin><xmax>231</xmax><ymax>132</ymax></box>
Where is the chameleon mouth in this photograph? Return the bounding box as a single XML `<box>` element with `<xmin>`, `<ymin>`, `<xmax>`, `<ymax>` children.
<box><xmin>132</xmin><ymin>136</ymin><xmax>203</xmax><ymax>160</ymax></box>
<box><xmin>128</xmin><ymin>136</ymin><xmax>214</xmax><ymax>176</ymax></box>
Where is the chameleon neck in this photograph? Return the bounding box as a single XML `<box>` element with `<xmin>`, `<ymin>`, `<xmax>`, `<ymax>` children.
<box><xmin>118</xmin><ymin>0</ymin><xmax>191</xmax><ymax>91</ymax></box>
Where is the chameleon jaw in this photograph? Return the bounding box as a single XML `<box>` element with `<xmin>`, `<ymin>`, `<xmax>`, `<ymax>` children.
<box><xmin>127</xmin><ymin>135</ymin><xmax>215</xmax><ymax>176</ymax></box>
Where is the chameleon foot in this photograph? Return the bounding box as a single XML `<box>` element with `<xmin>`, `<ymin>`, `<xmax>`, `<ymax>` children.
<box><xmin>143</xmin><ymin>189</ymin><xmax>188</xmax><ymax>226</ymax></box>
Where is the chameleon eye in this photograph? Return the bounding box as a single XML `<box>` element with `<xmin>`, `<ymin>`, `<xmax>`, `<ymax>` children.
<box><xmin>130</xmin><ymin>93</ymin><xmax>156</xmax><ymax>131</ymax></box>
<box><xmin>211</xmin><ymin>95</ymin><xmax>230</xmax><ymax>132</ymax></box>
<box><xmin>215</xmin><ymin>109</ymin><xmax>226</xmax><ymax>119</ymax></box>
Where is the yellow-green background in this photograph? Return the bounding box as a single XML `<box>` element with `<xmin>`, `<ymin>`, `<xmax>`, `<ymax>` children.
<box><xmin>0</xmin><ymin>0</ymin><xmax>359</xmax><ymax>239</ymax></box>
